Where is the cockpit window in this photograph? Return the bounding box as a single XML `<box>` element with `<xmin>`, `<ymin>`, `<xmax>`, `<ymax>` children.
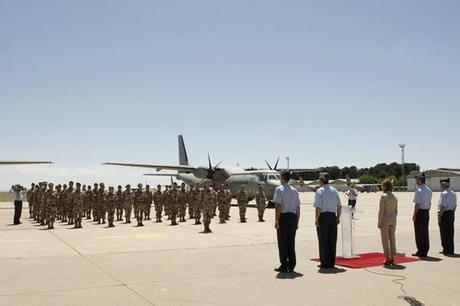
<box><xmin>269</xmin><ymin>175</ymin><xmax>279</xmax><ymax>181</ymax></box>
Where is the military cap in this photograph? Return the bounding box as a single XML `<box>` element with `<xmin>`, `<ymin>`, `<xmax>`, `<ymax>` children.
<box><xmin>76</xmin><ymin>182</ymin><xmax>81</xmax><ymax>186</ymax></box>
<box><xmin>137</xmin><ymin>183</ymin><xmax>143</xmax><ymax>188</ymax></box>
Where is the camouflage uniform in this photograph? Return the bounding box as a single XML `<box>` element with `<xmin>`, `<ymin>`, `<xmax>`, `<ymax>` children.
<box><xmin>153</xmin><ymin>185</ymin><xmax>163</xmax><ymax>222</ymax></box>
<box><xmin>39</xmin><ymin>183</ymin><xmax>47</xmax><ymax>225</ymax></box>
<box><xmin>115</xmin><ymin>186</ymin><xmax>124</xmax><ymax>221</ymax></box>
<box><xmin>217</xmin><ymin>186</ymin><xmax>227</xmax><ymax>223</ymax></box>
<box><xmin>66</xmin><ymin>183</ymin><xmax>75</xmax><ymax>225</ymax></box>
<box><xmin>96</xmin><ymin>184</ymin><xmax>107</xmax><ymax>224</ymax></box>
<box><xmin>27</xmin><ymin>183</ymin><xmax>35</xmax><ymax>218</ymax></box>
<box><xmin>123</xmin><ymin>185</ymin><xmax>134</xmax><ymax>223</ymax></box>
<box><xmin>225</xmin><ymin>186</ymin><xmax>232</xmax><ymax>220</ymax></box>
<box><xmin>186</xmin><ymin>187</ymin><xmax>194</xmax><ymax>219</ymax></box>
<box><xmin>144</xmin><ymin>185</ymin><xmax>153</xmax><ymax>220</ymax></box>
<box><xmin>59</xmin><ymin>185</ymin><xmax>68</xmax><ymax>222</ymax></box>
<box><xmin>192</xmin><ymin>186</ymin><xmax>202</xmax><ymax>225</ymax></box>
<box><xmin>169</xmin><ymin>185</ymin><xmax>180</xmax><ymax>226</ymax></box>
<box><xmin>133</xmin><ymin>184</ymin><xmax>146</xmax><ymax>226</ymax></box>
<box><xmin>201</xmin><ymin>181</ymin><xmax>216</xmax><ymax>233</ymax></box>
<box><xmin>106</xmin><ymin>187</ymin><xmax>116</xmax><ymax>227</ymax></box>
<box><xmin>44</xmin><ymin>184</ymin><xmax>58</xmax><ymax>229</ymax></box>
<box><xmin>84</xmin><ymin>185</ymin><xmax>92</xmax><ymax>220</ymax></box>
<box><xmin>72</xmin><ymin>184</ymin><xmax>85</xmax><ymax>228</ymax></box>
<box><xmin>237</xmin><ymin>187</ymin><xmax>249</xmax><ymax>223</ymax></box>
<box><xmin>55</xmin><ymin>185</ymin><xmax>63</xmax><ymax>220</ymax></box>
<box><xmin>31</xmin><ymin>185</ymin><xmax>39</xmax><ymax>221</ymax></box>
<box><xmin>255</xmin><ymin>186</ymin><xmax>266</xmax><ymax>222</ymax></box>
<box><xmin>92</xmin><ymin>184</ymin><xmax>99</xmax><ymax>221</ymax></box>
<box><xmin>178</xmin><ymin>184</ymin><xmax>187</xmax><ymax>222</ymax></box>
<box><xmin>162</xmin><ymin>186</ymin><xmax>171</xmax><ymax>219</ymax></box>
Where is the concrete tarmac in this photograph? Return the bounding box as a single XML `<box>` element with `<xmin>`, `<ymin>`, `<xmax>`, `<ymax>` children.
<box><xmin>0</xmin><ymin>192</ymin><xmax>459</xmax><ymax>306</ymax></box>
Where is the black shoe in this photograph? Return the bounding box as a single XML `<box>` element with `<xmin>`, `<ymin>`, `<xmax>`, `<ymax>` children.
<box><xmin>411</xmin><ymin>253</ymin><xmax>420</xmax><ymax>257</ymax></box>
<box><xmin>274</xmin><ymin>266</ymin><xmax>288</xmax><ymax>273</ymax></box>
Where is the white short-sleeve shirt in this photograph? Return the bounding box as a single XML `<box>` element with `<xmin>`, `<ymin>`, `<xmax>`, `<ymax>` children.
<box><xmin>438</xmin><ymin>189</ymin><xmax>457</xmax><ymax>211</ymax></box>
<box><xmin>413</xmin><ymin>184</ymin><xmax>433</xmax><ymax>210</ymax></box>
<box><xmin>273</xmin><ymin>183</ymin><xmax>300</xmax><ymax>214</ymax></box>
<box><xmin>314</xmin><ymin>185</ymin><xmax>341</xmax><ymax>213</ymax></box>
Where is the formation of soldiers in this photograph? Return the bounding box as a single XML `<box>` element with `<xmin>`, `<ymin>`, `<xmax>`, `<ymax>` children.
<box><xmin>26</xmin><ymin>180</ymin><xmax>267</xmax><ymax>233</ymax></box>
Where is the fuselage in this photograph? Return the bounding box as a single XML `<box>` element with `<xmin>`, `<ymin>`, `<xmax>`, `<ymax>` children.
<box><xmin>176</xmin><ymin>169</ymin><xmax>280</xmax><ymax>201</ymax></box>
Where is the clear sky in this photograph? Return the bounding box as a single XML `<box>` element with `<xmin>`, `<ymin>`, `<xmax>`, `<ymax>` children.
<box><xmin>1</xmin><ymin>0</ymin><xmax>459</xmax><ymax>189</ymax></box>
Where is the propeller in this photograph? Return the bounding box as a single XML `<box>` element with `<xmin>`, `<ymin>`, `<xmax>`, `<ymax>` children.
<box><xmin>206</xmin><ymin>153</ymin><xmax>223</xmax><ymax>180</ymax></box>
<box><xmin>265</xmin><ymin>156</ymin><xmax>280</xmax><ymax>171</ymax></box>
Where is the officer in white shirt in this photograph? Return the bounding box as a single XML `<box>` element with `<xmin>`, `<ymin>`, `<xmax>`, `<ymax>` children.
<box><xmin>11</xmin><ymin>184</ymin><xmax>24</xmax><ymax>225</ymax></box>
<box><xmin>438</xmin><ymin>178</ymin><xmax>457</xmax><ymax>255</ymax></box>
<box><xmin>314</xmin><ymin>174</ymin><xmax>342</xmax><ymax>269</ymax></box>
<box><xmin>412</xmin><ymin>173</ymin><xmax>433</xmax><ymax>257</ymax></box>
<box><xmin>273</xmin><ymin>171</ymin><xmax>301</xmax><ymax>273</ymax></box>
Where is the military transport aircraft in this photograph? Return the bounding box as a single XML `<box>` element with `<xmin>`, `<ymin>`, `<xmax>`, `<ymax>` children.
<box><xmin>0</xmin><ymin>161</ymin><xmax>54</xmax><ymax>165</ymax></box>
<box><xmin>104</xmin><ymin>135</ymin><xmax>282</xmax><ymax>202</ymax></box>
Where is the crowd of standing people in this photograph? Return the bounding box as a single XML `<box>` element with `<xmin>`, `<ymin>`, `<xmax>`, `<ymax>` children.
<box><xmin>19</xmin><ymin>180</ymin><xmax>268</xmax><ymax>233</ymax></box>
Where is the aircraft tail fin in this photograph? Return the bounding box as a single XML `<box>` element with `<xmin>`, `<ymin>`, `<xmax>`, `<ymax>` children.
<box><xmin>178</xmin><ymin>135</ymin><xmax>189</xmax><ymax>172</ymax></box>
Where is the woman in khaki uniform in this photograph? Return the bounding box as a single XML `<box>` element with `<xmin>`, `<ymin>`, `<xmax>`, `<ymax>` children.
<box><xmin>378</xmin><ymin>179</ymin><xmax>398</xmax><ymax>265</ymax></box>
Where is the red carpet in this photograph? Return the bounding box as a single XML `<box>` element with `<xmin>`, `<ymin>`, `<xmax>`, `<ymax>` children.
<box><xmin>311</xmin><ymin>252</ymin><xmax>421</xmax><ymax>268</ymax></box>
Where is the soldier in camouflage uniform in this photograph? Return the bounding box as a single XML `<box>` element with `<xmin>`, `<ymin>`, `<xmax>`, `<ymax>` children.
<box><xmin>97</xmin><ymin>183</ymin><xmax>107</xmax><ymax>224</ymax></box>
<box><xmin>153</xmin><ymin>185</ymin><xmax>163</xmax><ymax>222</ymax></box>
<box><xmin>116</xmin><ymin>185</ymin><xmax>124</xmax><ymax>221</ymax></box>
<box><xmin>31</xmin><ymin>185</ymin><xmax>40</xmax><ymax>221</ymax></box>
<box><xmin>84</xmin><ymin>185</ymin><xmax>92</xmax><ymax>220</ymax></box>
<box><xmin>237</xmin><ymin>185</ymin><xmax>249</xmax><ymax>223</ymax></box>
<box><xmin>169</xmin><ymin>183</ymin><xmax>180</xmax><ymax>226</ymax></box>
<box><xmin>72</xmin><ymin>183</ymin><xmax>85</xmax><ymax>228</ymax></box>
<box><xmin>144</xmin><ymin>185</ymin><xmax>153</xmax><ymax>221</ymax></box>
<box><xmin>255</xmin><ymin>185</ymin><xmax>266</xmax><ymax>222</ymax></box>
<box><xmin>225</xmin><ymin>184</ymin><xmax>232</xmax><ymax>221</ymax></box>
<box><xmin>59</xmin><ymin>184</ymin><xmax>67</xmax><ymax>222</ymax></box>
<box><xmin>201</xmin><ymin>180</ymin><xmax>216</xmax><ymax>233</ymax></box>
<box><xmin>178</xmin><ymin>183</ymin><xmax>187</xmax><ymax>222</ymax></box>
<box><xmin>92</xmin><ymin>183</ymin><xmax>99</xmax><ymax>221</ymax></box>
<box><xmin>66</xmin><ymin>181</ymin><xmax>75</xmax><ymax>225</ymax></box>
<box><xmin>217</xmin><ymin>184</ymin><xmax>227</xmax><ymax>223</ymax></box>
<box><xmin>162</xmin><ymin>186</ymin><xmax>171</xmax><ymax>220</ymax></box>
<box><xmin>123</xmin><ymin>184</ymin><xmax>134</xmax><ymax>223</ymax></box>
<box><xmin>44</xmin><ymin>183</ymin><xmax>58</xmax><ymax>229</ymax></box>
<box><xmin>186</xmin><ymin>185</ymin><xmax>194</xmax><ymax>219</ymax></box>
<box><xmin>192</xmin><ymin>184</ymin><xmax>202</xmax><ymax>225</ymax></box>
<box><xmin>106</xmin><ymin>186</ymin><xmax>116</xmax><ymax>227</ymax></box>
<box><xmin>27</xmin><ymin>183</ymin><xmax>35</xmax><ymax>218</ymax></box>
<box><xmin>133</xmin><ymin>183</ymin><xmax>146</xmax><ymax>226</ymax></box>
<box><xmin>39</xmin><ymin>182</ymin><xmax>48</xmax><ymax>225</ymax></box>
<box><xmin>55</xmin><ymin>184</ymin><xmax>62</xmax><ymax>220</ymax></box>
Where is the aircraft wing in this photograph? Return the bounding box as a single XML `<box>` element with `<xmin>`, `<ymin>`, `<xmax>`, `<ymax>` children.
<box><xmin>0</xmin><ymin>161</ymin><xmax>54</xmax><ymax>165</ymax></box>
<box><xmin>277</xmin><ymin>168</ymin><xmax>323</xmax><ymax>173</ymax></box>
<box><xmin>103</xmin><ymin>162</ymin><xmax>195</xmax><ymax>172</ymax></box>
<box><xmin>143</xmin><ymin>173</ymin><xmax>179</xmax><ymax>177</ymax></box>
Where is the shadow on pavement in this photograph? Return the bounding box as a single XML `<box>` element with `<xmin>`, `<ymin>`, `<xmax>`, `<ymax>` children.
<box><xmin>318</xmin><ymin>267</ymin><xmax>347</xmax><ymax>274</ymax></box>
<box><xmin>276</xmin><ymin>272</ymin><xmax>304</xmax><ymax>279</ymax></box>
<box><xmin>420</xmin><ymin>256</ymin><xmax>442</xmax><ymax>262</ymax></box>
<box><xmin>384</xmin><ymin>264</ymin><xmax>406</xmax><ymax>270</ymax></box>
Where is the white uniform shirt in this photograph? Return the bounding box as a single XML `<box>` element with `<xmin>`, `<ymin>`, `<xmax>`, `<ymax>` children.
<box><xmin>13</xmin><ymin>190</ymin><xmax>23</xmax><ymax>201</ymax></box>
<box><xmin>273</xmin><ymin>183</ymin><xmax>300</xmax><ymax>214</ymax></box>
<box><xmin>314</xmin><ymin>185</ymin><xmax>342</xmax><ymax>213</ymax></box>
<box><xmin>438</xmin><ymin>188</ymin><xmax>457</xmax><ymax>211</ymax></box>
<box><xmin>347</xmin><ymin>187</ymin><xmax>358</xmax><ymax>200</ymax></box>
<box><xmin>413</xmin><ymin>184</ymin><xmax>433</xmax><ymax>210</ymax></box>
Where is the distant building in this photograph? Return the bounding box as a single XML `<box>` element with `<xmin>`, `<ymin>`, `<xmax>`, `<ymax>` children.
<box><xmin>407</xmin><ymin>168</ymin><xmax>460</xmax><ymax>191</ymax></box>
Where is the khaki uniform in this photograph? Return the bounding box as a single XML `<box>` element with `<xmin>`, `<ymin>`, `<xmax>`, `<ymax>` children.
<box><xmin>378</xmin><ymin>192</ymin><xmax>398</xmax><ymax>259</ymax></box>
<box><xmin>237</xmin><ymin>190</ymin><xmax>249</xmax><ymax>222</ymax></box>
